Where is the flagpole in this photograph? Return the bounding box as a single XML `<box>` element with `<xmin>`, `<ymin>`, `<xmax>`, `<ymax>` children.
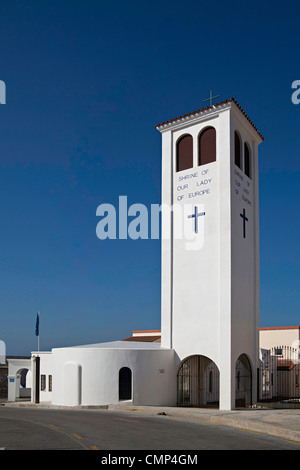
<box><xmin>35</xmin><ymin>311</ymin><xmax>40</xmax><ymax>353</ymax></box>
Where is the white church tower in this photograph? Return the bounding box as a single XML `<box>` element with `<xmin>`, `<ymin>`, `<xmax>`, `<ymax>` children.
<box><xmin>156</xmin><ymin>97</ymin><xmax>263</xmax><ymax>410</ymax></box>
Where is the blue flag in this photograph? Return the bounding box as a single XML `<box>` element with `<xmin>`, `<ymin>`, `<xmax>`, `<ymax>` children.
<box><xmin>35</xmin><ymin>312</ymin><xmax>39</xmax><ymax>337</ymax></box>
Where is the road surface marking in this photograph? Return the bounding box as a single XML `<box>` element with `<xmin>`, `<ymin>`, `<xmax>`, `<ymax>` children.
<box><xmin>71</xmin><ymin>433</ymin><xmax>84</xmax><ymax>440</ymax></box>
<box><xmin>238</xmin><ymin>428</ymin><xmax>261</xmax><ymax>435</ymax></box>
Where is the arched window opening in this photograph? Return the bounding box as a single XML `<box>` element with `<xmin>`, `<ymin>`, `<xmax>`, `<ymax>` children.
<box><xmin>119</xmin><ymin>367</ymin><xmax>132</xmax><ymax>401</ymax></box>
<box><xmin>176</xmin><ymin>134</ymin><xmax>193</xmax><ymax>172</ymax></box>
<box><xmin>198</xmin><ymin>127</ymin><xmax>216</xmax><ymax>166</ymax></box>
<box><xmin>244</xmin><ymin>142</ymin><xmax>251</xmax><ymax>178</ymax></box>
<box><xmin>234</xmin><ymin>131</ymin><xmax>242</xmax><ymax>169</ymax></box>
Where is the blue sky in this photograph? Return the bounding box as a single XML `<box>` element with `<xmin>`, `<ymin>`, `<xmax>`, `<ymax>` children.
<box><xmin>0</xmin><ymin>0</ymin><xmax>299</xmax><ymax>355</ymax></box>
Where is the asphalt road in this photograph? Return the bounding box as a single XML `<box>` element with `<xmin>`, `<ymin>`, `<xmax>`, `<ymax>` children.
<box><xmin>0</xmin><ymin>406</ymin><xmax>299</xmax><ymax>452</ymax></box>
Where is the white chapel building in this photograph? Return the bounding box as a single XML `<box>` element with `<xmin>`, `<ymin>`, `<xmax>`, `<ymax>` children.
<box><xmin>8</xmin><ymin>98</ymin><xmax>264</xmax><ymax>410</ymax></box>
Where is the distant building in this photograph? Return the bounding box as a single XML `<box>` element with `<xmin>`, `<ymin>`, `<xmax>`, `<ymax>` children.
<box><xmin>122</xmin><ymin>330</ymin><xmax>161</xmax><ymax>343</ymax></box>
<box><xmin>260</xmin><ymin>326</ymin><xmax>300</xmax><ymax>350</ymax></box>
<box><xmin>259</xmin><ymin>327</ymin><xmax>300</xmax><ymax>403</ymax></box>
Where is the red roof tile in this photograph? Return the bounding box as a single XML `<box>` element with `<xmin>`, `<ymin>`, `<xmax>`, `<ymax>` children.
<box><xmin>122</xmin><ymin>336</ymin><xmax>161</xmax><ymax>343</ymax></box>
<box><xmin>155</xmin><ymin>98</ymin><xmax>264</xmax><ymax>141</ymax></box>
<box><xmin>277</xmin><ymin>358</ymin><xmax>296</xmax><ymax>371</ymax></box>
<box><xmin>132</xmin><ymin>329</ymin><xmax>161</xmax><ymax>334</ymax></box>
<box><xmin>260</xmin><ymin>326</ymin><xmax>300</xmax><ymax>331</ymax></box>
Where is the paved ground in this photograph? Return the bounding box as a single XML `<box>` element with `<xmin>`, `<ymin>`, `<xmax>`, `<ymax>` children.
<box><xmin>2</xmin><ymin>400</ymin><xmax>300</xmax><ymax>445</ymax></box>
<box><xmin>0</xmin><ymin>403</ymin><xmax>299</xmax><ymax>450</ymax></box>
<box><xmin>111</xmin><ymin>403</ymin><xmax>300</xmax><ymax>444</ymax></box>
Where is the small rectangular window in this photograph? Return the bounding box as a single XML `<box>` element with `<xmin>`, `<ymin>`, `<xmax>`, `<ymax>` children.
<box><xmin>40</xmin><ymin>374</ymin><xmax>46</xmax><ymax>391</ymax></box>
<box><xmin>48</xmin><ymin>375</ymin><xmax>52</xmax><ymax>392</ymax></box>
<box><xmin>275</xmin><ymin>348</ymin><xmax>283</xmax><ymax>356</ymax></box>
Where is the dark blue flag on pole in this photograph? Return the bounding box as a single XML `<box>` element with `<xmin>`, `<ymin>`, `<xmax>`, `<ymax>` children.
<box><xmin>35</xmin><ymin>312</ymin><xmax>39</xmax><ymax>337</ymax></box>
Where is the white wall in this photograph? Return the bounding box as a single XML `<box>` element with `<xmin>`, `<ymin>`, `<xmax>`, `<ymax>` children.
<box><xmin>158</xmin><ymin>102</ymin><xmax>263</xmax><ymax>410</ymax></box>
<box><xmin>229</xmin><ymin>109</ymin><xmax>261</xmax><ymax>408</ymax></box>
<box><xmin>161</xmin><ymin>113</ymin><xmax>222</xmax><ymax>365</ymax></box>
<box><xmin>260</xmin><ymin>327</ymin><xmax>300</xmax><ymax>350</ymax></box>
<box><xmin>51</xmin><ymin>343</ymin><xmax>176</xmax><ymax>407</ymax></box>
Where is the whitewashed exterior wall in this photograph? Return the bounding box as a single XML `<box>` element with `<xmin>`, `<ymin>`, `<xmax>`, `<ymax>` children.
<box><xmin>157</xmin><ymin>101</ymin><xmax>263</xmax><ymax>409</ymax></box>
<box><xmin>51</xmin><ymin>342</ymin><xmax>176</xmax><ymax>407</ymax></box>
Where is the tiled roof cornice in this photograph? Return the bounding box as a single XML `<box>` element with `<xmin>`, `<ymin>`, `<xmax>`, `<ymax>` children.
<box><xmin>260</xmin><ymin>326</ymin><xmax>300</xmax><ymax>331</ymax></box>
<box><xmin>155</xmin><ymin>98</ymin><xmax>264</xmax><ymax>141</ymax></box>
<box><xmin>122</xmin><ymin>336</ymin><xmax>161</xmax><ymax>342</ymax></box>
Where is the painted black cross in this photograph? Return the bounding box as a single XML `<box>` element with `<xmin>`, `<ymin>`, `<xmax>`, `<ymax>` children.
<box><xmin>188</xmin><ymin>206</ymin><xmax>205</xmax><ymax>234</ymax></box>
<box><xmin>240</xmin><ymin>208</ymin><xmax>248</xmax><ymax>238</ymax></box>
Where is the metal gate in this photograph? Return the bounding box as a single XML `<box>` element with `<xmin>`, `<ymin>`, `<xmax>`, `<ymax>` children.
<box><xmin>235</xmin><ymin>354</ymin><xmax>252</xmax><ymax>408</ymax></box>
<box><xmin>177</xmin><ymin>355</ymin><xmax>219</xmax><ymax>408</ymax></box>
<box><xmin>259</xmin><ymin>346</ymin><xmax>300</xmax><ymax>404</ymax></box>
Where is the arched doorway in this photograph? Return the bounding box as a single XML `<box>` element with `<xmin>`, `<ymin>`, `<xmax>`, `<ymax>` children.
<box><xmin>119</xmin><ymin>367</ymin><xmax>132</xmax><ymax>401</ymax></box>
<box><xmin>14</xmin><ymin>368</ymin><xmax>31</xmax><ymax>400</ymax></box>
<box><xmin>7</xmin><ymin>358</ymin><xmax>32</xmax><ymax>402</ymax></box>
<box><xmin>177</xmin><ymin>355</ymin><xmax>219</xmax><ymax>408</ymax></box>
<box><xmin>235</xmin><ymin>354</ymin><xmax>252</xmax><ymax>407</ymax></box>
